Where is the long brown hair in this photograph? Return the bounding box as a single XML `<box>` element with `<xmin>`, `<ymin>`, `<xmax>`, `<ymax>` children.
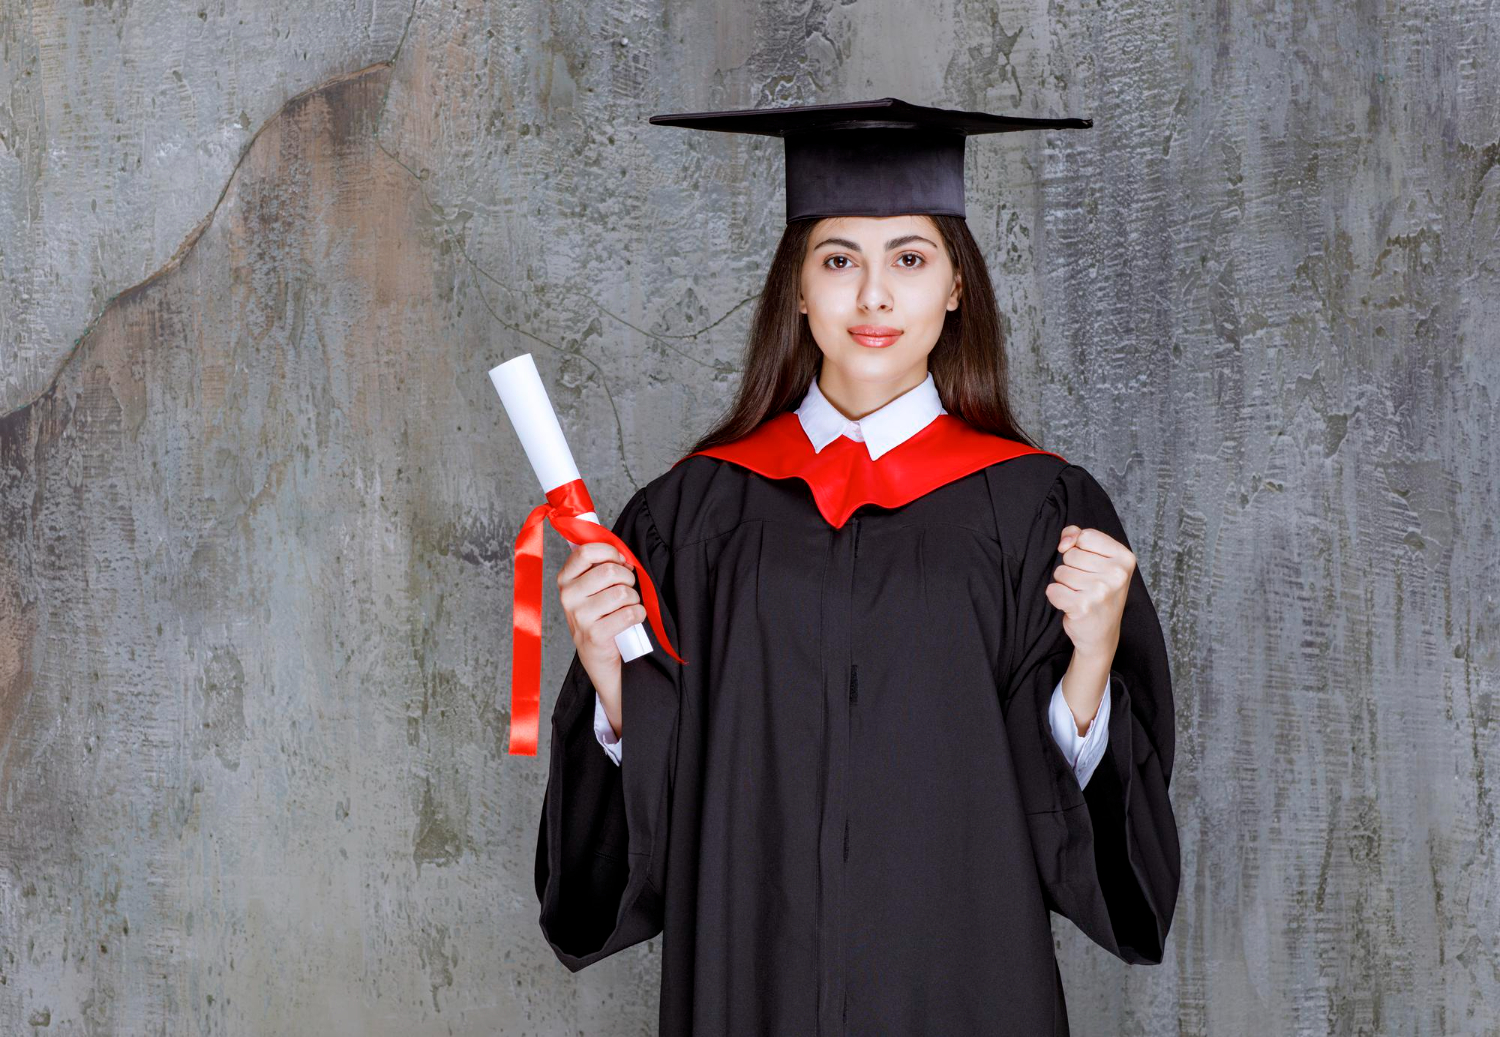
<box><xmin>685</xmin><ymin>214</ymin><xmax>1041</xmax><ymax>456</ymax></box>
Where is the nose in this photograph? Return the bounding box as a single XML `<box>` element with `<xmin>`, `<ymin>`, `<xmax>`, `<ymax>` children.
<box><xmin>856</xmin><ymin>266</ymin><xmax>894</xmax><ymax>313</ymax></box>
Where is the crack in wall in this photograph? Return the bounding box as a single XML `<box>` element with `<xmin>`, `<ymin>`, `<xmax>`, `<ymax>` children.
<box><xmin>9</xmin><ymin>0</ymin><xmax>744</xmax><ymax>498</ymax></box>
<box><xmin>3</xmin><ymin>60</ymin><xmax>404</xmax><ymax>423</ymax></box>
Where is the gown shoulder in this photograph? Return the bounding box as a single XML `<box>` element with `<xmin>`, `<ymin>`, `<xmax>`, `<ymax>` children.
<box><xmin>636</xmin><ymin>451</ymin><xmax>765</xmax><ymax>548</ymax></box>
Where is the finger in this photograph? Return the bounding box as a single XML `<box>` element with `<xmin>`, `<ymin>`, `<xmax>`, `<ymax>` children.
<box><xmin>1073</xmin><ymin>528</ymin><xmax>1135</xmax><ymax>576</ymax></box>
<box><xmin>557</xmin><ymin>541</ymin><xmax>630</xmax><ymax>588</ymax></box>
<box><xmin>574</xmin><ymin>580</ymin><xmax>642</xmax><ymax>629</ymax></box>
<box><xmin>560</xmin><ymin>561</ymin><xmax>637</xmax><ymax>615</ymax></box>
<box><xmin>1051</xmin><ymin>562</ymin><xmax>1096</xmax><ymax>593</ymax></box>
<box><xmin>574</xmin><ymin>560</ymin><xmax>637</xmax><ymax>599</ymax></box>
<box><xmin>558</xmin><ymin>540</ymin><xmax>615</xmax><ymax>588</ymax></box>
<box><xmin>594</xmin><ymin>602</ymin><xmax>649</xmax><ymax>643</ymax></box>
<box><xmin>1061</xmin><ymin>544</ymin><xmax>1111</xmax><ymax>573</ymax></box>
<box><xmin>1045</xmin><ymin>580</ymin><xmax>1083</xmax><ymax>613</ymax></box>
<box><xmin>1067</xmin><ymin>527</ymin><xmax>1124</xmax><ymax>559</ymax></box>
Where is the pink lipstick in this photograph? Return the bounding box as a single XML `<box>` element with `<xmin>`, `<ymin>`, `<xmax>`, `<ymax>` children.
<box><xmin>848</xmin><ymin>325</ymin><xmax>903</xmax><ymax>348</ymax></box>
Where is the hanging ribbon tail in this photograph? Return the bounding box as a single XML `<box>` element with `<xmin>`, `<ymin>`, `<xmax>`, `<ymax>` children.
<box><xmin>507</xmin><ymin>500</ymin><xmax>555</xmax><ymax>756</ymax></box>
<box><xmin>548</xmin><ymin>511</ymin><xmax>689</xmax><ymax>667</ymax></box>
<box><xmin>506</xmin><ymin>488</ymin><xmax>690</xmax><ymax>757</ymax></box>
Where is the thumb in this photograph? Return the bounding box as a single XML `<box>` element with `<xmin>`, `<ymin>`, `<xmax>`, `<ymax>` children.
<box><xmin>1058</xmin><ymin>524</ymin><xmax>1081</xmax><ymax>552</ymax></box>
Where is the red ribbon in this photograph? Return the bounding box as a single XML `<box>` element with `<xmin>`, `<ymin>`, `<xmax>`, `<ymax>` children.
<box><xmin>509</xmin><ymin>478</ymin><xmax>687</xmax><ymax>756</ymax></box>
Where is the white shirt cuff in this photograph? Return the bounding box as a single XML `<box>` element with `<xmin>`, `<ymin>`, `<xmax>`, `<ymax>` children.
<box><xmin>1047</xmin><ymin>673</ymin><xmax>1111</xmax><ymax>789</ymax></box>
<box><xmin>594</xmin><ymin>689</ymin><xmax>623</xmax><ymax>766</ymax></box>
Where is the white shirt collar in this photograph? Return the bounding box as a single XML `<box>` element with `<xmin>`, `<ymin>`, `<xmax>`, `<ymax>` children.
<box><xmin>794</xmin><ymin>371</ymin><xmax>947</xmax><ymax>461</ymax></box>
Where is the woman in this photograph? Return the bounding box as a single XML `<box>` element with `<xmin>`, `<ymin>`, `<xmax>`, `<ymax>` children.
<box><xmin>534</xmin><ymin>99</ymin><xmax>1179</xmax><ymax>1036</ymax></box>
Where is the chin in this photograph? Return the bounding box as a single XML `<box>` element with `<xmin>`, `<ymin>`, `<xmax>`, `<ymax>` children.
<box><xmin>859</xmin><ymin>354</ymin><xmax>907</xmax><ymax>375</ymax></box>
<box><xmin>832</xmin><ymin>355</ymin><xmax>910</xmax><ymax>387</ymax></box>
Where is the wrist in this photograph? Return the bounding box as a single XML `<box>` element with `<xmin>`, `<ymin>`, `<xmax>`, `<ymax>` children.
<box><xmin>1064</xmin><ymin>647</ymin><xmax>1112</xmax><ymax>680</ymax></box>
<box><xmin>1060</xmin><ymin>651</ymin><xmax>1112</xmax><ymax>734</ymax></box>
<box><xmin>585</xmin><ymin>659</ymin><xmax>623</xmax><ymax>737</ymax></box>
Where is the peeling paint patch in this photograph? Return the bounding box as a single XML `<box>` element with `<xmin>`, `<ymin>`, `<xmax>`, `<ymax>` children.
<box><xmin>413</xmin><ymin>777</ymin><xmax>464</xmax><ymax>871</ymax></box>
<box><xmin>193</xmin><ymin>644</ymin><xmax>248</xmax><ymax>771</ymax></box>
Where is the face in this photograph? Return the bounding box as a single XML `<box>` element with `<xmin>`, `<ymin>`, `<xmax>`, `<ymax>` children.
<box><xmin>798</xmin><ymin>214</ymin><xmax>962</xmax><ymax>396</ymax></box>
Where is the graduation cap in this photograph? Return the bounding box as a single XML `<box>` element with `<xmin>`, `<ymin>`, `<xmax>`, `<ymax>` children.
<box><xmin>648</xmin><ymin>97</ymin><xmax>1092</xmax><ymax>222</ymax></box>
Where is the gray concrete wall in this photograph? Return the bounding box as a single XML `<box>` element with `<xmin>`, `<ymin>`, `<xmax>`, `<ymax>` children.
<box><xmin>1</xmin><ymin>0</ymin><xmax>1496</xmax><ymax>1033</ymax></box>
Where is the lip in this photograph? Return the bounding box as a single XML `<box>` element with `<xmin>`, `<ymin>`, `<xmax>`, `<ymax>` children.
<box><xmin>848</xmin><ymin>326</ymin><xmax>903</xmax><ymax>348</ymax></box>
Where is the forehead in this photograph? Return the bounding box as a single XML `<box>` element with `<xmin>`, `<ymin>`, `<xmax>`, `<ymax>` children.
<box><xmin>809</xmin><ymin>214</ymin><xmax>938</xmax><ymax>241</ymax></box>
<box><xmin>810</xmin><ymin>214</ymin><xmax>936</xmax><ymax>240</ymax></box>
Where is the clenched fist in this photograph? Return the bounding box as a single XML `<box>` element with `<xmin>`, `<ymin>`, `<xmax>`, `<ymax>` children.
<box><xmin>1047</xmin><ymin>524</ymin><xmax>1135</xmax><ymax>664</ymax></box>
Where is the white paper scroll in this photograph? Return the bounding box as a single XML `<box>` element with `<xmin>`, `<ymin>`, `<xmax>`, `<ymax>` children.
<box><xmin>488</xmin><ymin>353</ymin><xmax>653</xmax><ymax>663</ymax></box>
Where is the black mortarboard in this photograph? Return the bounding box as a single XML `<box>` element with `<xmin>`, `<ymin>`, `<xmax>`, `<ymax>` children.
<box><xmin>648</xmin><ymin>96</ymin><xmax>1092</xmax><ymax>223</ymax></box>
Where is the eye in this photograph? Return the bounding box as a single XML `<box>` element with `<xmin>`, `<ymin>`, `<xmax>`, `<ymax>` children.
<box><xmin>896</xmin><ymin>252</ymin><xmax>925</xmax><ymax>268</ymax></box>
<box><xmin>822</xmin><ymin>254</ymin><xmax>853</xmax><ymax>270</ymax></box>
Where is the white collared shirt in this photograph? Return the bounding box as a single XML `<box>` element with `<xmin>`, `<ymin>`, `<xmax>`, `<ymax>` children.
<box><xmin>794</xmin><ymin>370</ymin><xmax>947</xmax><ymax>460</ymax></box>
<box><xmin>593</xmin><ymin>371</ymin><xmax>1111</xmax><ymax>788</ymax></box>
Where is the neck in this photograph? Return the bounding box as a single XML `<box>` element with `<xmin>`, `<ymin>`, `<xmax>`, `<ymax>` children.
<box><xmin>817</xmin><ymin>362</ymin><xmax>928</xmax><ymax>422</ymax></box>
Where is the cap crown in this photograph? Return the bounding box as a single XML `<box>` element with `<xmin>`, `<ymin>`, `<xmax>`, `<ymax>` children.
<box><xmin>649</xmin><ymin>97</ymin><xmax>1092</xmax><ymax>222</ymax></box>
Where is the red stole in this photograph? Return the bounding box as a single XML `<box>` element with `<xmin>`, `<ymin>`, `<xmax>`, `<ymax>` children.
<box><xmin>676</xmin><ymin>411</ymin><xmax>1064</xmax><ymax>530</ymax></box>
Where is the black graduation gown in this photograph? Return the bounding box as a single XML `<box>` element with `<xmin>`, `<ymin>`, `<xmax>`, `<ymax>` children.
<box><xmin>534</xmin><ymin>448</ymin><xmax>1180</xmax><ymax>1036</ymax></box>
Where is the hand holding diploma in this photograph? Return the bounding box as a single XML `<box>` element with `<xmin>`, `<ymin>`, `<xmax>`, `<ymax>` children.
<box><xmin>488</xmin><ymin>353</ymin><xmax>687</xmax><ymax>755</ymax></box>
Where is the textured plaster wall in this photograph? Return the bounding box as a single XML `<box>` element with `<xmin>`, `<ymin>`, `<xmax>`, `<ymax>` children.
<box><xmin>1</xmin><ymin>0</ymin><xmax>1497</xmax><ymax>1034</ymax></box>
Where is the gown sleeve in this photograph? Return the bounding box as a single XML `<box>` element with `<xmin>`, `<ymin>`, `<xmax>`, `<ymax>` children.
<box><xmin>533</xmin><ymin>485</ymin><xmax>683</xmax><ymax>971</ymax></box>
<box><xmin>1003</xmin><ymin>462</ymin><xmax>1181</xmax><ymax>965</ymax></box>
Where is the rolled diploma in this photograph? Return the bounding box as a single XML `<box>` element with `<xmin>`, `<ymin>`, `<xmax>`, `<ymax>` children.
<box><xmin>488</xmin><ymin>353</ymin><xmax>653</xmax><ymax>663</ymax></box>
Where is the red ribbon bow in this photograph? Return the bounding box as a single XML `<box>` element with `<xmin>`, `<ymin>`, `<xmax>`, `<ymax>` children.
<box><xmin>509</xmin><ymin>478</ymin><xmax>687</xmax><ymax>755</ymax></box>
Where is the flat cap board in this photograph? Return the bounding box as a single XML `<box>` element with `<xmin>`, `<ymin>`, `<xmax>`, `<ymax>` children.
<box><xmin>649</xmin><ymin>97</ymin><xmax>1093</xmax><ymax>221</ymax></box>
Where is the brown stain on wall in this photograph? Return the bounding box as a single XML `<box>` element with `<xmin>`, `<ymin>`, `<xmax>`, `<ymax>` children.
<box><xmin>0</xmin><ymin>58</ymin><xmax>497</xmax><ymax>1033</ymax></box>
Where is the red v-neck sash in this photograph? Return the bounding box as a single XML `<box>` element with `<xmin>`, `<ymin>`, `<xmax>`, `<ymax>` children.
<box><xmin>675</xmin><ymin>411</ymin><xmax>1065</xmax><ymax>529</ymax></box>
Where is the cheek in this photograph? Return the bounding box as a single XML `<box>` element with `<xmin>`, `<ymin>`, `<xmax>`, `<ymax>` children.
<box><xmin>897</xmin><ymin>280</ymin><xmax>952</xmax><ymax>324</ymax></box>
<box><xmin>802</xmin><ymin>283</ymin><xmax>852</xmax><ymax>326</ymax></box>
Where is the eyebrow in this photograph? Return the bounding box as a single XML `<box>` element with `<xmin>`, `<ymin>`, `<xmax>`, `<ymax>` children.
<box><xmin>812</xmin><ymin>234</ymin><xmax>939</xmax><ymax>253</ymax></box>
